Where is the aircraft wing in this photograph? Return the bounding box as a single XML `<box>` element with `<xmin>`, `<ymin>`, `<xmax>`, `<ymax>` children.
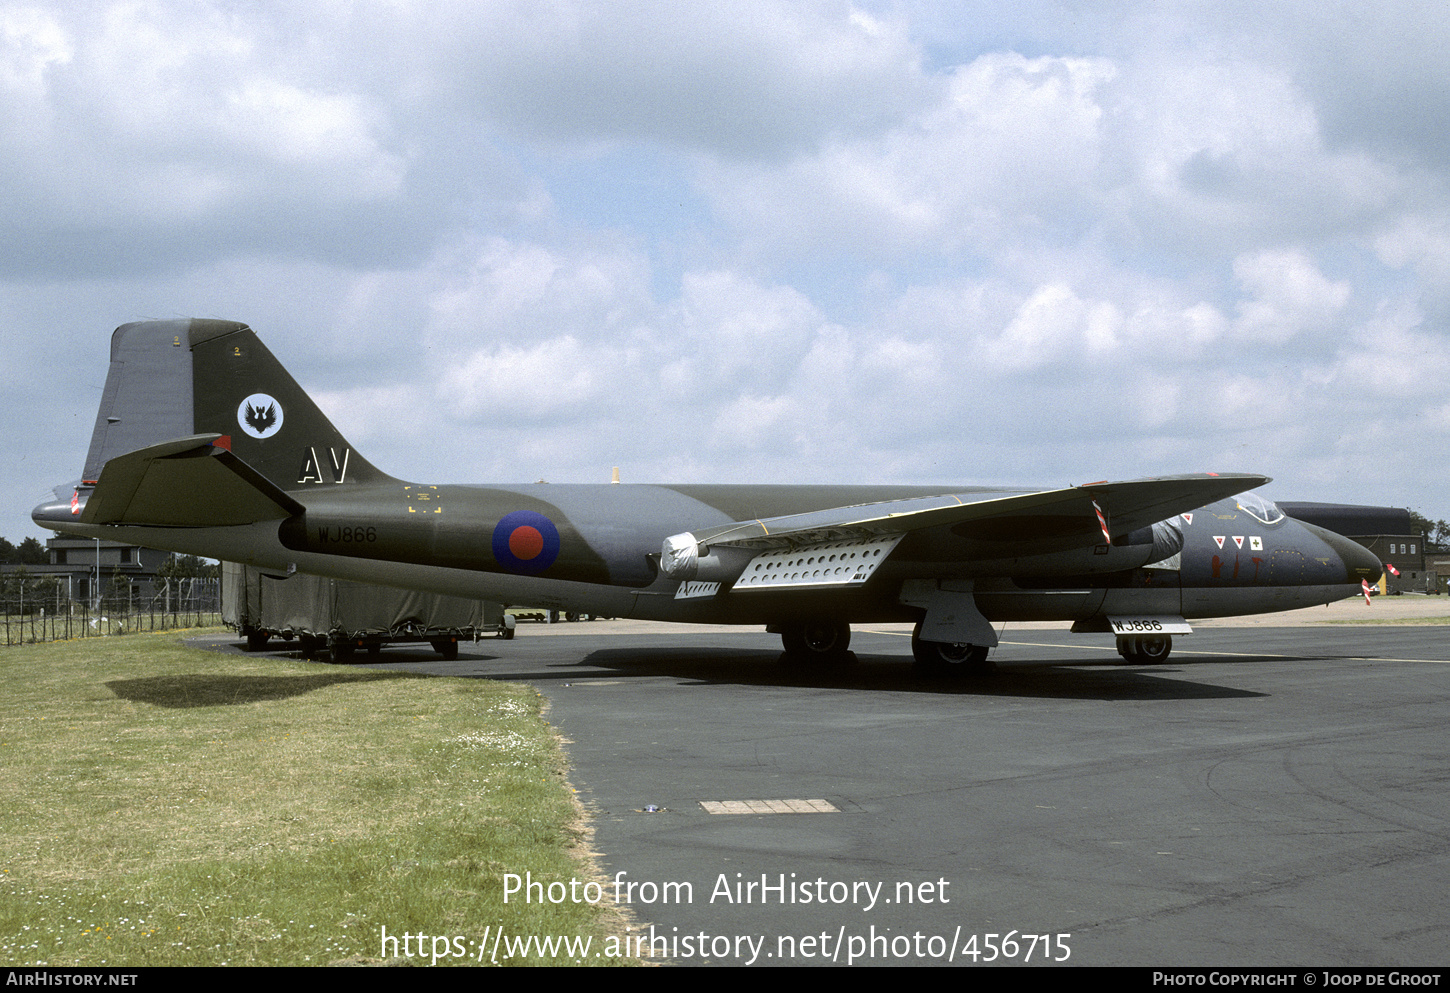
<box><xmin>659</xmin><ymin>472</ymin><xmax>1269</xmax><ymax>589</ymax></box>
<box><xmin>683</xmin><ymin>473</ymin><xmax>1268</xmax><ymax>551</ymax></box>
<box><xmin>78</xmin><ymin>435</ymin><xmax>305</xmax><ymax>527</ymax></box>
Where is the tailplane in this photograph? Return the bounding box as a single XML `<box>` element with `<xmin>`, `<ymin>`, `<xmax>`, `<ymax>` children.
<box><xmin>82</xmin><ymin>319</ymin><xmax>392</xmax><ymax>490</ymax></box>
<box><xmin>78</xmin><ymin>434</ymin><xmax>305</xmax><ymax>527</ymax></box>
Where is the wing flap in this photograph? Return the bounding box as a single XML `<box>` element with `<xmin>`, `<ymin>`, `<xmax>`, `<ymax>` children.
<box><xmin>80</xmin><ymin>434</ymin><xmax>305</xmax><ymax>527</ymax></box>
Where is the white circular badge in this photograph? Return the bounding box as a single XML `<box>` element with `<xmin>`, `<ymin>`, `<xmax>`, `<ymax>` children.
<box><xmin>237</xmin><ymin>393</ymin><xmax>284</xmax><ymax>439</ymax></box>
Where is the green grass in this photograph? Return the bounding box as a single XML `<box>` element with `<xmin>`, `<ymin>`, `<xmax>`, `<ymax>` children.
<box><xmin>0</xmin><ymin>630</ymin><xmax>634</xmax><ymax>966</ymax></box>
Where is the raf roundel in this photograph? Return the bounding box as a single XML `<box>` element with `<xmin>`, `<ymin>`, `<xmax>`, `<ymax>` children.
<box><xmin>492</xmin><ymin>510</ymin><xmax>561</xmax><ymax>574</ymax></box>
<box><xmin>237</xmin><ymin>393</ymin><xmax>284</xmax><ymax>439</ymax></box>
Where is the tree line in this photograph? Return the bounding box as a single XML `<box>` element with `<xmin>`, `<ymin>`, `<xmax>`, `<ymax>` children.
<box><xmin>1407</xmin><ymin>512</ymin><xmax>1450</xmax><ymax>553</ymax></box>
<box><xmin>0</xmin><ymin>537</ymin><xmax>47</xmax><ymax>566</ymax></box>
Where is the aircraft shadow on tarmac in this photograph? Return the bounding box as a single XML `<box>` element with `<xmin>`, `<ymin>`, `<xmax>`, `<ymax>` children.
<box><xmin>536</xmin><ymin>647</ymin><xmax>1266</xmax><ymax>701</ymax></box>
<box><xmin>190</xmin><ymin>635</ymin><xmax>1264</xmax><ymax>701</ymax></box>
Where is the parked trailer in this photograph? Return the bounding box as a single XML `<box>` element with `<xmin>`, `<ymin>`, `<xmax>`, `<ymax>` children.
<box><xmin>222</xmin><ymin>562</ymin><xmax>512</xmax><ymax>661</ymax></box>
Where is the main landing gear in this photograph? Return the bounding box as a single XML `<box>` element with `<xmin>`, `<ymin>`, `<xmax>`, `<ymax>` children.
<box><xmin>1116</xmin><ymin>634</ymin><xmax>1172</xmax><ymax>664</ymax></box>
<box><xmin>778</xmin><ymin>619</ymin><xmax>852</xmax><ymax>662</ymax></box>
<box><xmin>774</xmin><ymin>618</ymin><xmax>996</xmax><ymax>676</ymax></box>
<box><xmin>910</xmin><ymin>621</ymin><xmax>993</xmax><ymax>676</ymax></box>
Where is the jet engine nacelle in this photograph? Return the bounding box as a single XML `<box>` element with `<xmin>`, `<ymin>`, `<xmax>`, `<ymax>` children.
<box><xmin>961</xmin><ymin>518</ymin><xmax>1184</xmax><ymax>577</ymax></box>
<box><xmin>660</xmin><ymin>532</ymin><xmax>759</xmax><ymax>584</ymax></box>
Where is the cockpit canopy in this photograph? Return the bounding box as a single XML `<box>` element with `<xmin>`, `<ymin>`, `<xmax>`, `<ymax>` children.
<box><xmin>1235</xmin><ymin>491</ymin><xmax>1285</xmax><ymax>526</ymax></box>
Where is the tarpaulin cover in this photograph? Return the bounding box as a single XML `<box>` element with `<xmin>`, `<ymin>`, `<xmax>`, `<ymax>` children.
<box><xmin>222</xmin><ymin>561</ymin><xmax>498</xmax><ymax>637</ymax></box>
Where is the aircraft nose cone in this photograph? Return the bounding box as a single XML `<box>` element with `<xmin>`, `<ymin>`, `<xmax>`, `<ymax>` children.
<box><xmin>1306</xmin><ymin>522</ymin><xmax>1383</xmax><ymax>584</ymax></box>
<box><xmin>1345</xmin><ymin>539</ymin><xmax>1385</xmax><ymax>585</ymax></box>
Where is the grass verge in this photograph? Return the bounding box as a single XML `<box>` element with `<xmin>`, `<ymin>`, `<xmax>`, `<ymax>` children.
<box><xmin>0</xmin><ymin>629</ymin><xmax>633</xmax><ymax>966</ymax></box>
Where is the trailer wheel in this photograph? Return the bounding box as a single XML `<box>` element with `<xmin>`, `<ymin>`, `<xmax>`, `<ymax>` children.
<box><xmin>430</xmin><ymin>637</ymin><xmax>459</xmax><ymax>660</ymax></box>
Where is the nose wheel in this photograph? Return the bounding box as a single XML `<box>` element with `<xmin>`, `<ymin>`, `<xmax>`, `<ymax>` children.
<box><xmin>1116</xmin><ymin>634</ymin><xmax>1172</xmax><ymax>664</ymax></box>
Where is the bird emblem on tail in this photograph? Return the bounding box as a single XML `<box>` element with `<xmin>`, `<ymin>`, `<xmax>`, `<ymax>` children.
<box><xmin>244</xmin><ymin>401</ymin><xmax>276</xmax><ymax>433</ymax></box>
<box><xmin>236</xmin><ymin>392</ymin><xmax>285</xmax><ymax>439</ymax></box>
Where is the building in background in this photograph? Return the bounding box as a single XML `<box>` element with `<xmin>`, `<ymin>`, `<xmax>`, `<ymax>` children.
<box><xmin>0</xmin><ymin>537</ymin><xmax>200</xmax><ymax>604</ymax></box>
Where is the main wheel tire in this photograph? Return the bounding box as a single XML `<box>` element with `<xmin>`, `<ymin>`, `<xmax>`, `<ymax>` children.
<box><xmin>1117</xmin><ymin>634</ymin><xmax>1172</xmax><ymax>664</ymax></box>
<box><xmin>780</xmin><ymin>619</ymin><xmax>852</xmax><ymax>662</ymax></box>
<box><xmin>431</xmin><ymin>637</ymin><xmax>460</xmax><ymax>660</ymax></box>
<box><xmin>331</xmin><ymin>639</ymin><xmax>355</xmax><ymax>663</ymax></box>
<box><xmin>299</xmin><ymin>634</ymin><xmax>322</xmax><ymax>660</ymax></box>
<box><xmin>244</xmin><ymin>629</ymin><xmax>269</xmax><ymax>652</ymax></box>
<box><xmin>911</xmin><ymin>621</ymin><xmax>992</xmax><ymax>676</ymax></box>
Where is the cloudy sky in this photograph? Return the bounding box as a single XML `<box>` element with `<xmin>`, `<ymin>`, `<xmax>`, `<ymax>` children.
<box><xmin>5</xmin><ymin>0</ymin><xmax>1450</xmax><ymax>544</ymax></box>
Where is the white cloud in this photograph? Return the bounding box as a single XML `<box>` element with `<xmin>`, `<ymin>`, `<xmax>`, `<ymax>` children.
<box><xmin>221</xmin><ymin>79</ymin><xmax>402</xmax><ymax>193</ymax></box>
<box><xmin>442</xmin><ymin>335</ymin><xmax>604</xmax><ymax>422</ymax></box>
<box><xmin>678</xmin><ymin>271</ymin><xmax>823</xmax><ymax>387</ymax></box>
<box><xmin>0</xmin><ymin>6</ymin><xmax>72</xmax><ymax>97</ymax></box>
<box><xmin>426</xmin><ymin>237</ymin><xmax>654</xmax><ymax>343</ymax></box>
<box><xmin>1114</xmin><ymin>50</ymin><xmax>1396</xmax><ymax>252</ymax></box>
<box><xmin>1374</xmin><ymin>213</ymin><xmax>1450</xmax><ymax>308</ymax></box>
<box><xmin>700</xmin><ymin>52</ymin><xmax>1117</xmax><ymax>255</ymax></box>
<box><xmin>978</xmin><ymin>283</ymin><xmax>1120</xmax><ymax>370</ymax></box>
<box><xmin>0</xmin><ymin>0</ymin><xmax>420</xmax><ymax>276</ymax></box>
<box><xmin>433</xmin><ymin>0</ymin><xmax>924</xmax><ymax>157</ymax></box>
<box><xmin>1231</xmin><ymin>249</ymin><xmax>1351</xmax><ymax>344</ymax></box>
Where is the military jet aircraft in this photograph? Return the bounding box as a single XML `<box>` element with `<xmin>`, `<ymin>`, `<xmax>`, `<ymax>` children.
<box><xmin>33</xmin><ymin>319</ymin><xmax>1383</xmax><ymax>672</ymax></box>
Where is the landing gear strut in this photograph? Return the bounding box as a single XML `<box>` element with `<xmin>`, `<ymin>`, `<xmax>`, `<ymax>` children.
<box><xmin>1116</xmin><ymin>634</ymin><xmax>1172</xmax><ymax>664</ymax></box>
<box><xmin>911</xmin><ymin>621</ymin><xmax>993</xmax><ymax>676</ymax></box>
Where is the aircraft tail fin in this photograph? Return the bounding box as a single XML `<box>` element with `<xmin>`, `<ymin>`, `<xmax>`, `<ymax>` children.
<box><xmin>82</xmin><ymin>319</ymin><xmax>393</xmax><ymax>491</ymax></box>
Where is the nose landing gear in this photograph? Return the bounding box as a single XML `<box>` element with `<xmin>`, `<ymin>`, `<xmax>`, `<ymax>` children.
<box><xmin>1116</xmin><ymin>634</ymin><xmax>1172</xmax><ymax>664</ymax></box>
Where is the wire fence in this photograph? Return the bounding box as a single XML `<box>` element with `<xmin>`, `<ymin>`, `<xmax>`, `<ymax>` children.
<box><xmin>1</xmin><ymin>578</ymin><xmax>222</xmax><ymax>647</ymax></box>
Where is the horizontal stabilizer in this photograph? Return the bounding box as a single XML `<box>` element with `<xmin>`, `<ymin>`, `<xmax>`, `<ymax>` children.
<box><xmin>80</xmin><ymin>435</ymin><xmax>305</xmax><ymax>527</ymax></box>
<box><xmin>680</xmin><ymin>473</ymin><xmax>1269</xmax><ymax>554</ymax></box>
